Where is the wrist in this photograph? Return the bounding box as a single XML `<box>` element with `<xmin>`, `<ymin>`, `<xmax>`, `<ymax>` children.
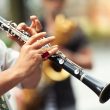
<box><xmin>9</xmin><ymin>67</ymin><xmax>26</xmax><ymax>81</ymax></box>
<box><xmin>0</xmin><ymin>68</ymin><xmax>25</xmax><ymax>95</ymax></box>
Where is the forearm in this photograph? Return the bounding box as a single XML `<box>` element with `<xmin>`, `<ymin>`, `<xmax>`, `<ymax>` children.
<box><xmin>0</xmin><ymin>68</ymin><xmax>24</xmax><ymax>96</ymax></box>
<box><xmin>67</xmin><ymin>53</ymin><xmax>92</xmax><ymax>69</ymax></box>
<box><xmin>60</xmin><ymin>48</ymin><xmax>92</xmax><ymax>69</ymax></box>
<box><xmin>71</xmin><ymin>54</ymin><xmax>92</xmax><ymax>69</ymax></box>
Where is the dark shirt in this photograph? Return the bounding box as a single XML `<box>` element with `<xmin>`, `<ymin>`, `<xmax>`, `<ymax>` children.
<box><xmin>65</xmin><ymin>26</ymin><xmax>89</xmax><ymax>52</ymax></box>
<box><xmin>39</xmin><ymin>17</ymin><xmax>88</xmax><ymax>110</ymax></box>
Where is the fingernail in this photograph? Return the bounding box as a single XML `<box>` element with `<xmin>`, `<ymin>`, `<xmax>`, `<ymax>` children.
<box><xmin>30</xmin><ymin>15</ymin><xmax>38</xmax><ymax>19</ymax></box>
<box><xmin>54</xmin><ymin>47</ymin><xmax>58</xmax><ymax>51</ymax></box>
<box><xmin>52</xmin><ymin>45</ymin><xmax>58</xmax><ymax>48</ymax></box>
<box><xmin>42</xmin><ymin>32</ymin><xmax>46</xmax><ymax>34</ymax></box>
<box><xmin>20</xmin><ymin>22</ymin><xmax>26</xmax><ymax>26</ymax></box>
<box><xmin>35</xmin><ymin>19</ymin><xmax>39</xmax><ymax>22</ymax></box>
<box><xmin>50</xmin><ymin>36</ymin><xmax>55</xmax><ymax>39</ymax></box>
<box><xmin>17</xmin><ymin>23</ymin><xmax>26</xmax><ymax>29</ymax></box>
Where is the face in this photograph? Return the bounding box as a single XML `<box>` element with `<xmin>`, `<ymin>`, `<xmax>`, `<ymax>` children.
<box><xmin>43</xmin><ymin>0</ymin><xmax>66</xmax><ymax>15</ymax></box>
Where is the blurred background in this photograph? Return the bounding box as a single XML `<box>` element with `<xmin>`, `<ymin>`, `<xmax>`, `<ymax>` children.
<box><xmin>0</xmin><ymin>0</ymin><xmax>110</xmax><ymax>110</ymax></box>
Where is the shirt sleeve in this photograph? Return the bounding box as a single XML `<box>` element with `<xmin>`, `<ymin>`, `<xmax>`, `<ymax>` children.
<box><xmin>5</xmin><ymin>48</ymin><xmax>19</xmax><ymax>70</ymax></box>
<box><xmin>0</xmin><ymin>40</ymin><xmax>19</xmax><ymax>71</ymax></box>
<box><xmin>0</xmin><ymin>40</ymin><xmax>23</xmax><ymax>89</ymax></box>
<box><xmin>65</xmin><ymin>26</ymin><xmax>89</xmax><ymax>52</ymax></box>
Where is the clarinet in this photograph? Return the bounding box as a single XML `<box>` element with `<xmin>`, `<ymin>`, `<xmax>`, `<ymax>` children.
<box><xmin>0</xmin><ymin>16</ymin><xmax>110</xmax><ymax>104</ymax></box>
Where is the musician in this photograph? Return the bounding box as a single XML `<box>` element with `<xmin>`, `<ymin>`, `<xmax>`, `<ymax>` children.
<box><xmin>38</xmin><ymin>0</ymin><xmax>93</xmax><ymax>110</ymax></box>
<box><xmin>0</xmin><ymin>15</ymin><xmax>58</xmax><ymax>109</ymax></box>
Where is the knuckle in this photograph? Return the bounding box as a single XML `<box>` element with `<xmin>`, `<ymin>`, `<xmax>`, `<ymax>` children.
<box><xmin>22</xmin><ymin>45</ymin><xmax>31</xmax><ymax>51</ymax></box>
<box><xmin>45</xmin><ymin>38</ymin><xmax>50</xmax><ymax>43</ymax></box>
<box><xmin>39</xmin><ymin>49</ymin><xmax>43</xmax><ymax>53</ymax></box>
<box><xmin>34</xmin><ymin>54</ymin><xmax>41</xmax><ymax>62</ymax></box>
<box><xmin>39</xmin><ymin>40</ymin><xmax>43</xmax><ymax>44</ymax></box>
<box><xmin>17</xmin><ymin>22</ymin><xmax>25</xmax><ymax>29</ymax></box>
<box><xmin>37</xmin><ymin>54</ymin><xmax>42</xmax><ymax>60</ymax></box>
<box><xmin>36</xmin><ymin>42</ymin><xmax>42</xmax><ymax>48</ymax></box>
<box><xmin>29</xmin><ymin>51</ymin><xmax>33</xmax><ymax>57</ymax></box>
<box><xmin>31</xmin><ymin>35</ymin><xmax>37</xmax><ymax>39</ymax></box>
<box><xmin>40</xmin><ymin>38</ymin><xmax>47</xmax><ymax>44</ymax></box>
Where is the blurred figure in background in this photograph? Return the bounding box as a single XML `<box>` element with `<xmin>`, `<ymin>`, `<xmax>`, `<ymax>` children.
<box><xmin>12</xmin><ymin>1</ymin><xmax>93</xmax><ymax>110</ymax></box>
<box><xmin>38</xmin><ymin>0</ymin><xmax>93</xmax><ymax>110</ymax></box>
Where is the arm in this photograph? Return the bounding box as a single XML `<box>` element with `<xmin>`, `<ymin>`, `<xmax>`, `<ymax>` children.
<box><xmin>0</xmin><ymin>68</ymin><xmax>24</xmax><ymax>96</ymax></box>
<box><xmin>60</xmin><ymin>27</ymin><xmax>93</xmax><ymax>70</ymax></box>
<box><xmin>0</xmin><ymin>15</ymin><xmax>58</xmax><ymax>110</ymax></box>
<box><xmin>60</xmin><ymin>47</ymin><xmax>92</xmax><ymax>69</ymax></box>
<box><xmin>0</xmin><ymin>29</ymin><xmax>58</xmax><ymax>96</ymax></box>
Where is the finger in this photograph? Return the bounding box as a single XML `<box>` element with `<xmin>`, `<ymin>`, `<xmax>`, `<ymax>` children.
<box><xmin>9</xmin><ymin>23</ymin><xmax>30</xmax><ymax>45</ymax></box>
<box><xmin>17</xmin><ymin>22</ymin><xmax>28</xmax><ymax>30</ymax></box>
<box><xmin>7</xmin><ymin>23</ymin><xmax>27</xmax><ymax>41</ymax></box>
<box><xmin>7</xmin><ymin>33</ymin><xmax>24</xmax><ymax>46</ymax></box>
<box><xmin>35</xmin><ymin>20</ymin><xmax>42</xmax><ymax>32</ymax></box>
<box><xmin>26</xmin><ymin>32</ymin><xmax>47</xmax><ymax>45</ymax></box>
<box><xmin>30</xmin><ymin>16</ymin><xmax>42</xmax><ymax>32</ymax></box>
<box><xmin>31</xmin><ymin>36</ymin><xmax>55</xmax><ymax>49</ymax></box>
<box><xmin>7</xmin><ymin>33</ymin><xmax>17</xmax><ymax>41</ymax></box>
<box><xmin>30</xmin><ymin>16</ymin><xmax>38</xmax><ymax>28</ymax></box>
<box><xmin>48</xmin><ymin>46</ymin><xmax>58</xmax><ymax>56</ymax></box>
<box><xmin>17</xmin><ymin>23</ymin><xmax>33</xmax><ymax>36</ymax></box>
<box><xmin>37</xmin><ymin>45</ymin><xmax>58</xmax><ymax>60</ymax></box>
<box><xmin>42</xmin><ymin>46</ymin><xmax>58</xmax><ymax>60</ymax></box>
<box><xmin>37</xmin><ymin>45</ymin><xmax>58</xmax><ymax>54</ymax></box>
<box><xmin>30</xmin><ymin>15</ymin><xmax>38</xmax><ymax>21</ymax></box>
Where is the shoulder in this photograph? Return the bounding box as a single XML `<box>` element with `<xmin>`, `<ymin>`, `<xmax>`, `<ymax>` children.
<box><xmin>0</xmin><ymin>40</ymin><xmax>7</xmax><ymax>58</ymax></box>
<box><xmin>0</xmin><ymin>40</ymin><xmax>7</xmax><ymax>69</ymax></box>
<box><xmin>0</xmin><ymin>40</ymin><xmax>7</xmax><ymax>50</ymax></box>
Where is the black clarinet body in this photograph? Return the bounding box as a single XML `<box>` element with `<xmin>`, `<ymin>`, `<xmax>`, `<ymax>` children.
<box><xmin>49</xmin><ymin>52</ymin><xmax>110</xmax><ymax>103</ymax></box>
<box><xmin>0</xmin><ymin>16</ymin><xmax>110</xmax><ymax>103</ymax></box>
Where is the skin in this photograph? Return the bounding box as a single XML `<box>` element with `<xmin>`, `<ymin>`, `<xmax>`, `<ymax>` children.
<box><xmin>0</xmin><ymin>15</ymin><xmax>58</xmax><ymax>96</ymax></box>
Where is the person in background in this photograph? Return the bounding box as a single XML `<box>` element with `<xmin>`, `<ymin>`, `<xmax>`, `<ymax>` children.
<box><xmin>38</xmin><ymin>0</ymin><xmax>93</xmax><ymax>110</ymax></box>
<box><xmin>0</xmin><ymin>15</ymin><xmax>58</xmax><ymax>110</ymax></box>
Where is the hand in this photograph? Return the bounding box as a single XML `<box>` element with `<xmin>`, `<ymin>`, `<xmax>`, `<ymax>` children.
<box><xmin>9</xmin><ymin>15</ymin><xmax>58</xmax><ymax>88</ymax></box>
<box><xmin>8</xmin><ymin>15</ymin><xmax>42</xmax><ymax>46</ymax></box>
<box><xmin>12</xmin><ymin>32</ymin><xmax>58</xmax><ymax>87</ymax></box>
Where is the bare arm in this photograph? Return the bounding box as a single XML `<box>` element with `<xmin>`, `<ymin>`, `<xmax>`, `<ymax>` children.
<box><xmin>0</xmin><ymin>68</ymin><xmax>24</xmax><ymax>96</ymax></box>
<box><xmin>60</xmin><ymin>47</ymin><xmax>92</xmax><ymax>69</ymax></box>
<box><xmin>0</xmin><ymin>31</ymin><xmax>57</xmax><ymax>96</ymax></box>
